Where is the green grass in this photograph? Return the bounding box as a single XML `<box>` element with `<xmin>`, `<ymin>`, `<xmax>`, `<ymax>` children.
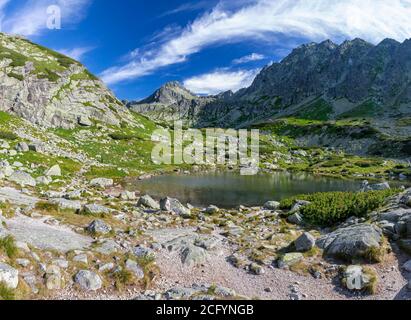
<box><xmin>0</xmin><ymin>235</ymin><xmax>18</xmax><ymax>259</ymax></box>
<box><xmin>0</xmin><ymin>283</ymin><xmax>15</xmax><ymax>300</ymax></box>
<box><xmin>280</xmin><ymin>189</ymin><xmax>399</xmax><ymax>226</ymax></box>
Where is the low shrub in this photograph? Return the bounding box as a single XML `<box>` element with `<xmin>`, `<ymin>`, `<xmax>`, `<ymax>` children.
<box><xmin>280</xmin><ymin>189</ymin><xmax>399</xmax><ymax>226</ymax></box>
<box><xmin>0</xmin><ymin>130</ymin><xmax>18</xmax><ymax>140</ymax></box>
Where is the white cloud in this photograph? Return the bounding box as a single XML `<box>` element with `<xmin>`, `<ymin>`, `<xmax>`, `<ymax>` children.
<box><xmin>58</xmin><ymin>46</ymin><xmax>94</xmax><ymax>61</ymax></box>
<box><xmin>233</xmin><ymin>53</ymin><xmax>265</xmax><ymax>65</ymax></box>
<box><xmin>102</xmin><ymin>0</ymin><xmax>411</xmax><ymax>85</ymax></box>
<box><xmin>1</xmin><ymin>0</ymin><xmax>91</xmax><ymax>36</ymax></box>
<box><xmin>183</xmin><ymin>69</ymin><xmax>260</xmax><ymax>95</ymax></box>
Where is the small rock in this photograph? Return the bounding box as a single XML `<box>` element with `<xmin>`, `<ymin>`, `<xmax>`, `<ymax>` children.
<box><xmin>82</xmin><ymin>204</ymin><xmax>111</xmax><ymax>215</ymax></box>
<box><xmin>8</xmin><ymin>171</ymin><xmax>36</xmax><ymax>187</ymax></box>
<box><xmin>125</xmin><ymin>259</ymin><xmax>144</xmax><ymax>279</ymax></box>
<box><xmin>205</xmin><ymin>205</ymin><xmax>220</xmax><ymax>214</ymax></box>
<box><xmin>45</xmin><ymin>165</ymin><xmax>61</xmax><ymax>177</ymax></box>
<box><xmin>295</xmin><ymin>232</ymin><xmax>316</xmax><ymax>252</ymax></box>
<box><xmin>263</xmin><ymin>201</ymin><xmax>280</xmax><ymax>210</ymax></box>
<box><xmin>73</xmin><ymin>254</ymin><xmax>88</xmax><ymax>265</ymax></box>
<box><xmin>278</xmin><ymin>253</ymin><xmax>303</xmax><ymax>269</ymax></box>
<box><xmin>90</xmin><ymin>178</ymin><xmax>114</xmax><ymax>188</ymax></box>
<box><xmin>137</xmin><ymin>195</ymin><xmax>160</xmax><ymax>210</ymax></box>
<box><xmin>87</xmin><ymin>220</ymin><xmax>112</xmax><ymax>235</ymax></box>
<box><xmin>74</xmin><ymin>270</ymin><xmax>102</xmax><ymax>291</ymax></box>
<box><xmin>15</xmin><ymin>142</ymin><xmax>29</xmax><ymax>152</ymax></box>
<box><xmin>249</xmin><ymin>263</ymin><xmax>265</xmax><ymax>275</ymax></box>
<box><xmin>160</xmin><ymin>197</ymin><xmax>191</xmax><ymax>217</ymax></box>
<box><xmin>288</xmin><ymin>212</ymin><xmax>303</xmax><ymax>225</ymax></box>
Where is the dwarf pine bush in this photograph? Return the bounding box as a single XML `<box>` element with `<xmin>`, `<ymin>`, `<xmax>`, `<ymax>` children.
<box><xmin>280</xmin><ymin>189</ymin><xmax>399</xmax><ymax>226</ymax></box>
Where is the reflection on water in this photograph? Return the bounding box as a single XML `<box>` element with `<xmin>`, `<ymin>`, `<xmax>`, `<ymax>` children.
<box><xmin>127</xmin><ymin>172</ymin><xmax>364</xmax><ymax>208</ymax></box>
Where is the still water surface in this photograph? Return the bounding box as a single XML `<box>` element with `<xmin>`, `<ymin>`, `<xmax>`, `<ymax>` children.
<box><xmin>129</xmin><ymin>172</ymin><xmax>365</xmax><ymax>208</ymax></box>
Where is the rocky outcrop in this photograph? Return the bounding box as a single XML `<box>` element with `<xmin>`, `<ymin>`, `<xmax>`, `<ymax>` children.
<box><xmin>0</xmin><ymin>33</ymin><xmax>133</xmax><ymax>129</ymax></box>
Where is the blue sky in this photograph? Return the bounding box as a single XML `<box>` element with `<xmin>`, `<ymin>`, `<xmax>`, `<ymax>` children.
<box><xmin>2</xmin><ymin>0</ymin><xmax>411</xmax><ymax>100</ymax></box>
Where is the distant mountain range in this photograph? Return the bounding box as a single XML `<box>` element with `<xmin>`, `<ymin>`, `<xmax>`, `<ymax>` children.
<box><xmin>128</xmin><ymin>38</ymin><xmax>411</xmax><ymax>136</ymax></box>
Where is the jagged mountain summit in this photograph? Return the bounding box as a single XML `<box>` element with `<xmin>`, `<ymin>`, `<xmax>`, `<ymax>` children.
<box><xmin>0</xmin><ymin>33</ymin><xmax>132</xmax><ymax>129</ymax></box>
<box><xmin>128</xmin><ymin>81</ymin><xmax>217</xmax><ymax>124</ymax></box>
<box><xmin>130</xmin><ymin>38</ymin><xmax>411</xmax><ymax>133</ymax></box>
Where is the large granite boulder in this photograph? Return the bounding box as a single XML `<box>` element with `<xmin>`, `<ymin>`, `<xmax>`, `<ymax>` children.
<box><xmin>317</xmin><ymin>224</ymin><xmax>383</xmax><ymax>262</ymax></box>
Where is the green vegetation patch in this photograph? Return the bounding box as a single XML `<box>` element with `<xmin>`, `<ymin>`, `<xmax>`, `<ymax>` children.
<box><xmin>338</xmin><ymin>100</ymin><xmax>381</xmax><ymax>119</ymax></box>
<box><xmin>294</xmin><ymin>98</ymin><xmax>334</xmax><ymax>121</ymax></box>
<box><xmin>280</xmin><ymin>189</ymin><xmax>399</xmax><ymax>226</ymax></box>
<box><xmin>0</xmin><ymin>235</ymin><xmax>18</xmax><ymax>259</ymax></box>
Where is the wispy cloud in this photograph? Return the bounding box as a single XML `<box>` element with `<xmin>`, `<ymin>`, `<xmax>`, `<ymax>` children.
<box><xmin>1</xmin><ymin>0</ymin><xmax>91</xmax><ymax>36</ymax></box>
<box><xmin>102</xmin><ymin>0</ymin><xmax>411</xmax><ymax>85</ymax></box>
<box><xmin>58</xmin><ymin>46</ymin><xmax>94</xmax><ymax>61</ymax></box>
<box><xmin>233</xmin><ymin>53</ymin><xmax>265</xmax><ymax>65</ymax></box>
<box><xmin>183</xmin><ymin>68</ymin><xmax>259</xmax><ymax>95</ymax></box>
<box><xmin>158</xmin><ymin>1</ymin><xmax>217</xmax><ymax>18</ymax></box>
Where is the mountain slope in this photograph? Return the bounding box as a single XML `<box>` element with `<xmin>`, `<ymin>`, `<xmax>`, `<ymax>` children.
<box><xmin>0</xmin><ymin>33</ymin><xmax>132</xmax><ymax>129</ymax></box>
<box><xmin>132</xmin><ymin>38</ymin><xmax>411</xmax><ymax>130</ymax></box>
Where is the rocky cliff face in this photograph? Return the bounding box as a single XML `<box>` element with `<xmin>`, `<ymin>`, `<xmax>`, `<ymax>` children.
<box><xmin>0</xmin><ymin>33</ymin><xmax>132</xmax><ymax>129</ymax></box>
<box><xmin>131</xmin><ymin>38</ymin><xmax>411</xmax><ymax>133</ymax></box>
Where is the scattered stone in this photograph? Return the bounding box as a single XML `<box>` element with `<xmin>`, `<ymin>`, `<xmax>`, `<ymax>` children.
<box><xmin>45</xmin><ymin>265</ymin><xmax>62</xmax><ymax>290</ymax></box>
<box><xmin>87</xmin><ymin>220</ymin><xmax>112</xmax><ymax>235</ymax></box>
<box><xmin>16</xmin><ymin>259</ymin><xmax>30</xmax><ymax>268</ymax></box>
<box><xmin>52</xmin><ymin>259</ymin><xmax>69</xmax><ymax>269</ymax></box>
<box><xmin>90</xmin><ymin>178</ymin><xmax>114</xmax><ymax>188</ymax></box>
<box><xmin>0</xmin><ymin>262</ymin><xmax>19</xmax><ymax>289</ymax></box>
<box><xmin>403</xmin><ymin>260</ymin><xmax>411</xmax><ymax>273</ymax></box>
<box><xmin>228</xmin><ymin>254</ymin><xmax>247</xmax><ymax>269</ymax></box>
<box><xmin>73</xmin><ymin>254</ymin><xmax>88</xmax><ymax>265</ymax></box>
<box><xmin>82</xmin><ymin>204</ymin><xmax>111</xmax><ymax>215</ymax></box>
<box><xmin>36</xmin><ymin>176</ymin><xmax>52</xmax><ymax>185</ymax></box>
<box><xmin>263</xmin><ymin>201</ymin><xmax>280</xmax><ymax>211</ymax></box>
<box><xmin>160</xmin><ymin>197</ymin><xmax>191</xmax><ymax>217</ymax></box>
<box><xmin>45</xmin><ymin>165</ymin><xmax>61</xmax><ymax>177</ymax></box>
<box><xmin>50</xmin><ymin>198</ymin><xmax>82</xmax><ymax>211</ymax></box>
<box><xmin>120</xmin><ymin>191</ymin><xmax>137</xmax><ymax>201</ymax></box>
<box><xmin>278</xmin><ymin>253</ymin><xmax>303</xmax><ymax>269</ymax></box>
<box><xmin>133</xmin><ymin>245</ymin><xmax>155</xmax><ymax>259</ymax></box>
<box><xmin>8</xmin><ymin>171</ymin><xmax>36</xmax><ymax>187</ymax></box>
<box><xmin>78</xmin><ymin>116</ymin><xmax>93</xmax><ymax>127</ymax></box>
<box><xmin>98</xmin><ymin>263</ymin><xmax>114</xmax><ymax>272</ymax></box>
<box><xmin>74</xmin><ymin>270</ymin><xmax>102</xmax><ymax>291</ymax></box>
<box><xmin>125</xmin><ymin>259</ymin><xmax>144</xmax><ymax>279</ymax></box>
<box><xmin>295</xmin><ymin>232</ymin><xmax>316</xmax><ymax>252</ymax></box>
<box><xmin>181</xmin><ymin>244</ymin><xmax>207</xmax><ymax>267</ymax></box>
<box><xmin>15</xmin><ymin>142</ymin><xmax>29</xmax><ymax>152</ymax></box>
<box><xmin>137</xmin><ymin>195</ymin><xmax>160</xmax><ymax>210</ymax></box>
<box><xmin>343</xmin><ymin>265</ymin><xmax>374</xmax><ymax>291</ymax></box>
<box><xmin>249</xmin><ymin>263</ymin><xmax>265</xmax><ymax>275</ymax></box>
<box><xmin>287</xmin><ymin>212</ymin><xmax>303</xmax><ymax>225</ymax></box>
<box><xmin>205</xmin><ymin>205</ymin><xmax>220</xmax><ymax>214</ymax></box>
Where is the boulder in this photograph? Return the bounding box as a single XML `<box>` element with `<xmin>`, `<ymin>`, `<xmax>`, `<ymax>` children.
<box><xmin>263</xmin><ymin>201</ymin><xmax>280</xmax><ymax>211</ymax></box>
<box><xmin>45</xmin><ymin>265</ymin><xmax>61</xmax><ymax>290</ymax></box>
<box><xmin>160</xmin><ymin>197</ymin><xmax>191</xmax><ymax>217</ymax></box>
<box><xmin>0</xmin><ymin>263</ymin><xmax>19</xmax><ymax>289</ymax></box>
<box><xmin>277</xmin><ymin>253</ymin><xmax>303</xmax><ymax>269</ymax></box>
<box><xmin>45</xmin><ymin>165</ymin><xmax>61</xmax><ymax>177</ymax></box>
<box><xmin>74</xmin><ymin>270</ymin><xmax>102</xmax><ymax>291</ymax></box>
<box><xmin>87</xmin><ymin>220</ymin><xmax>112</xmax><ymax>235</ymax></box>
<box><xmin>137</xmin><ymin>195</ymin><xmax>160</xmax><ymax>210</ymax></box>
<box><xmin>181</xmin><ymin>244</ymin><xmax>207</xmax><ymax>267</ymax></box>
<box><xmin>50</xmin><ymin>198</ymin><xmax>82</xmax><ymax>211</ymax></box>
<box><xmin>90</xmin><ymin>178</ymin><xmax>114</xmax><ymax>188</ymax></box>
<box><xmin>8</xmin><ymin>171</ymin><xmax>36</xmax><ymax>187</ymax></box>
<box><xmin>78</xmin><ymin>116</ymin><xmax>93</xmax><ymax>127</ymax></box>
<box><xmin>120</xmin><ymin>191</ymin><xmax>137</xmax><ymax>201</ymax></box>
<box><xmin>317</xmin><ymin>224</ymin><xmax>383</xmax><ymax>262</ymax></box>
<box><xmin>82</xmin><ymin>204</ymin><xmax>111</xmax><ymax>216</ymax></box>
<box><xmin>295</xmin><ymin>232</ymin><xmax>316</xmax><ymax>252</ymax></box>
<box><xmin>362</xmin><ymin>181</ymin><xmax>390</xmax><ymax>191</ymax></box>
<box><xmin>287</xmin><ymin>212</ymin><xmax>304</xmax><ymax>225</ymax></box>
<box><xmin>15</xmin><ymin>142</ymin><xmax>29</xmax><ymax>152</ymax></box>
<box><xmin>205</xmin><ymin>205</ymin><xmax>220</xmax><ymax>214</ymax></box>
<box><xmin>402</xmin><ymin>260</ymin><xmax>411</xmax><ymax>272</ymax></box>
<box><xmin>133</xmin><ymin>245</ymin><xmax>155</xmax><ymax>259</ymax></box>
<box><xmin>28</xmin><ymin>143</ymin><xmax>44</xmax><ymax>153</ymax></box>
